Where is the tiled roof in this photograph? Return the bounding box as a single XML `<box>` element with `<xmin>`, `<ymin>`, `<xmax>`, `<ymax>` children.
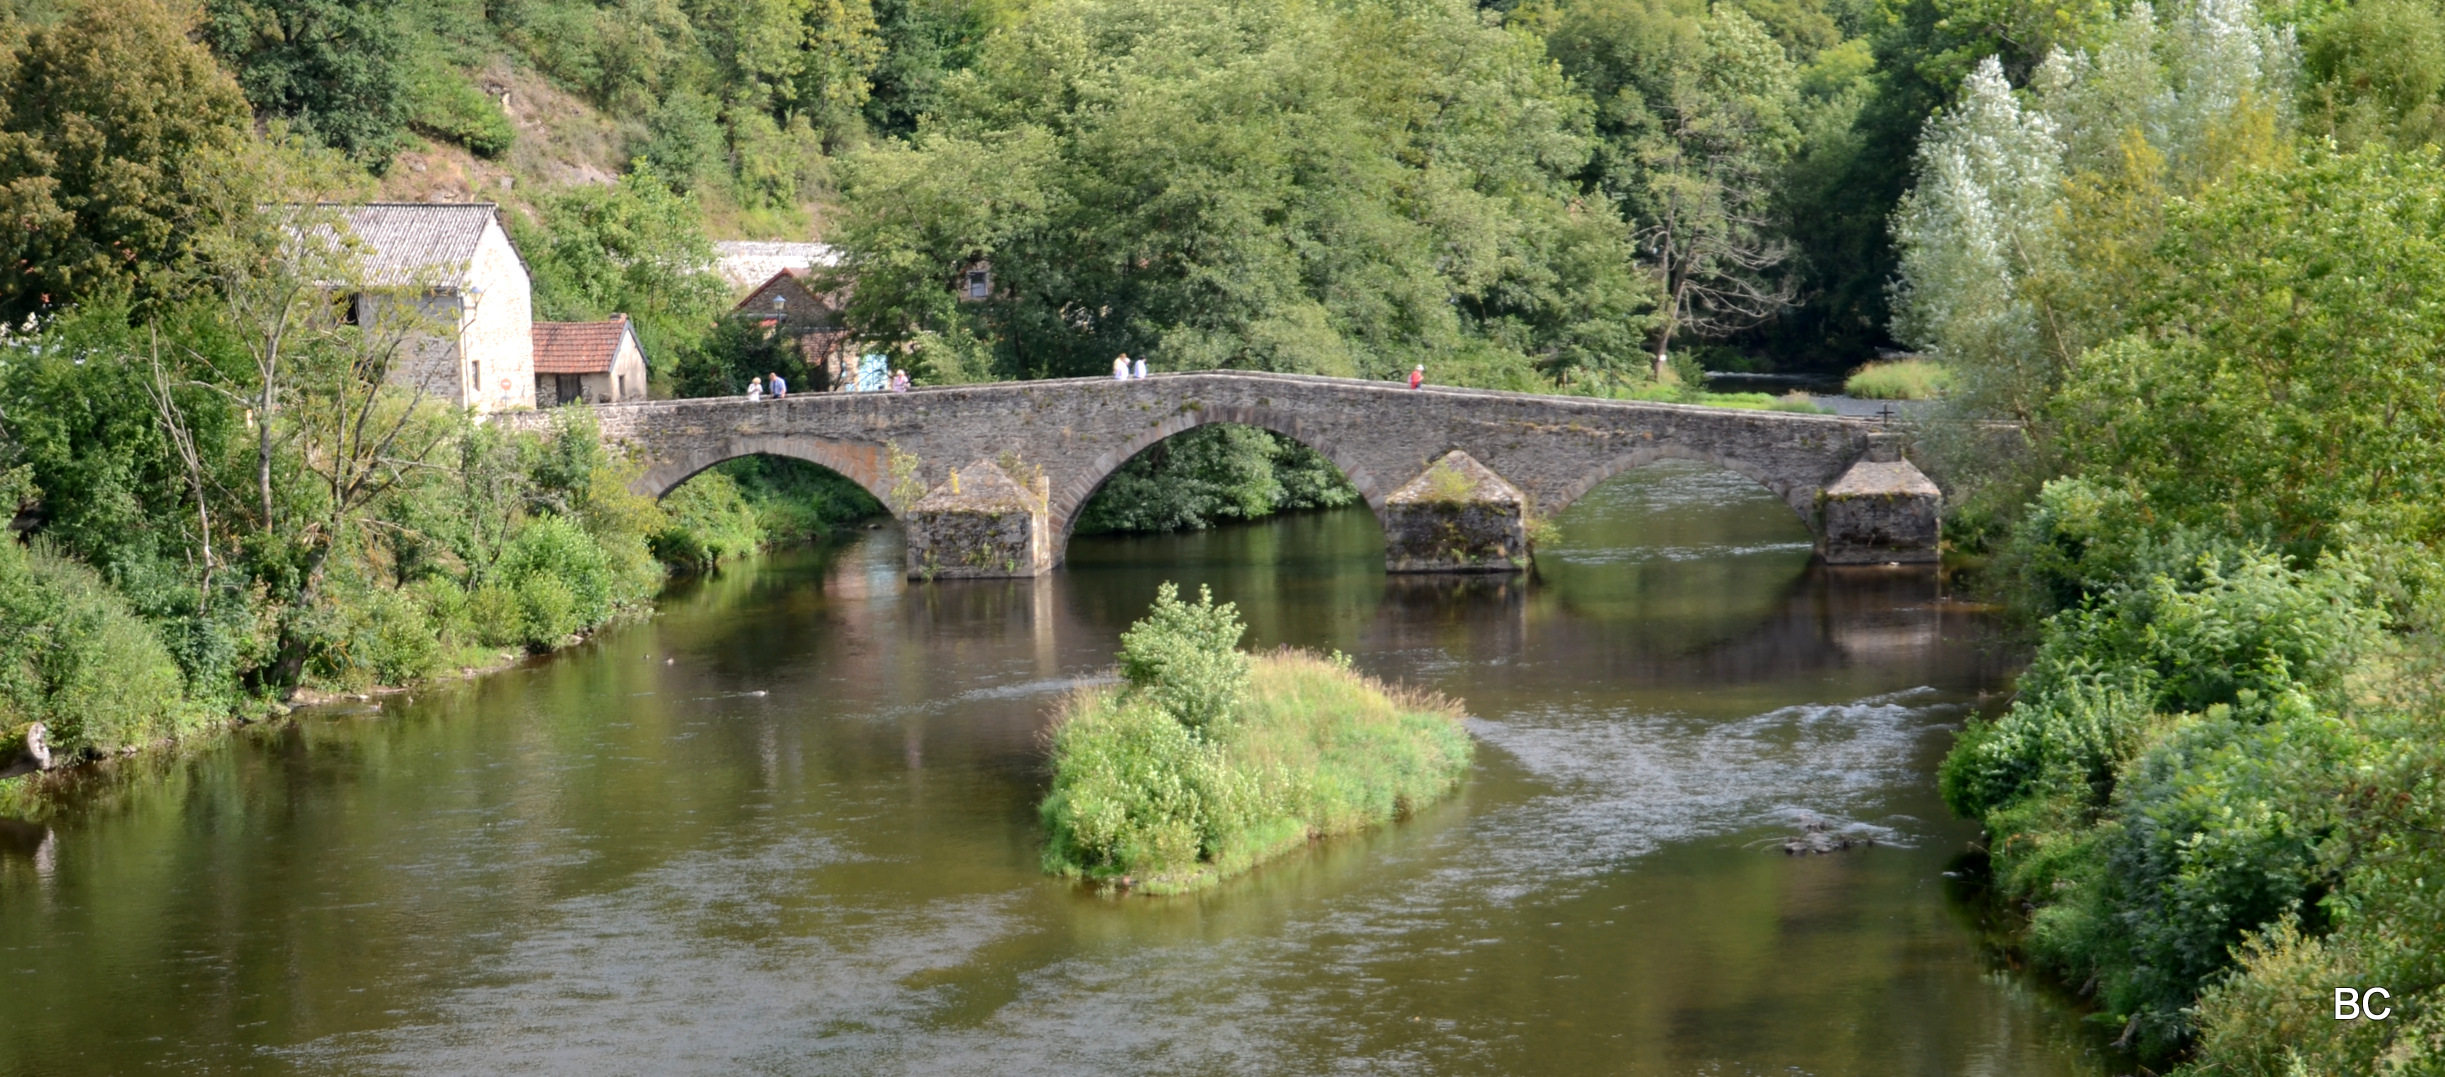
<box><xmin>730</xmin><ymin>268</ymin><xmax>842</xmax><ymax>316</ymax></box>
<box><xmin>324</xmin><ymin>203</ymin><xmax>501</xmax><ymax>287</ymax></box>
<box><xmin>533</xmin><ymin>318</ymin><xmax>634</xmax><ymax>374</ymax></box>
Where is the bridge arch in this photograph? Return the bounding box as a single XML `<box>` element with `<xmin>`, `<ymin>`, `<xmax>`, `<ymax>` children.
<box><xmin>1543</xmin><ymin>445</ymin><xmax>1824</xmax><ymax>535</ymax></box>
<box><xmin>1048</xmin><ymin>403</ymin><xmax>1388</xmax><ymax>545</ymax></box>
<box><xmin>638</xmin><ymin>433</ymin><xmax>899</xmax><ymax>512</ymax></box>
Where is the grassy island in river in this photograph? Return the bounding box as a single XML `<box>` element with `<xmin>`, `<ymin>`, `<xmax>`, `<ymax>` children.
<box><xmin>1041</xmin><ymin>583</ymin><xmax>1472</xmax><ymax>894</ymax></box>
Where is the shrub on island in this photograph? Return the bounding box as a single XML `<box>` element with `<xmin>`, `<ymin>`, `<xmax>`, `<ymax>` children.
<box><xmin>1040</xmin><ymin>583</ymin><xmax>1473</xmax><ymax>893</ymax></box>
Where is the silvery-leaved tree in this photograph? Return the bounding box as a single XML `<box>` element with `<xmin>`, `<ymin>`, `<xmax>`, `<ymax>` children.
<box><xmin>1889</xmin><ymin>57</ymin><xmax>2065</xmax><ymax>424</ymax></box>
<box><xmin>1891</xmin><ymin>0</ymin><xmax>2297</xmax><ymax>429</ymax></box>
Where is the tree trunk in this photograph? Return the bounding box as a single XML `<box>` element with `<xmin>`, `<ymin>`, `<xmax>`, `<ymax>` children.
<box><xmin>267</xmin><ymin>536</ymin><xmax>338</xmax><ymax>695</ymax></box>
<box><xmin>257</xmin><ymin>381</ymin><xmax>275</xmax><ymax>528</ymax></box>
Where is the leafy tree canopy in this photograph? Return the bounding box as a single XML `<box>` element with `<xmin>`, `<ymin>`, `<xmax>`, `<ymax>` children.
<box><xmin>203</xmin><ymin>0</ymin><xmax>413</xmax><ymax>164</ymax></box>
<box><xmin>2055</xmin><ymin>147</ymin><xmax>2445</xmax><ymax>552</ymax></box>
<box><xmin>0</xmin><ymin>0</ymin><xmax>251</xmax><ymax>320</ymax></box>
<box><xmin>826</xmin><ymin>0</ymin><xmax>1653</xmax><ymax>384</ymax></box>
<box><xmin>514</xmin><ymin>168</ymin><xmax>732</xmax><ymax>368</ymax></box>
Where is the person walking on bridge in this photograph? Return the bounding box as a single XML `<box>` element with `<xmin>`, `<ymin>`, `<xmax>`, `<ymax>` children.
<box><xmin>1113</xmin><ymin>354</ymin><xmax>1131</xmax><ymax>380</ymax></box>
<box><xmin>747</xmin><ymin>375</ymin><xmax>765</xmax><ymax>402</ymax></box>
<box><xmin>768</xmin><ymin>371</ymin><xmax>787</xmax><ymax>399</ymax></box>
<box><xmin>1132</xmin><ymin>356</ymin><xmax>1148</xmax><ymax>379</ymax></box>
<box><xmin>1408</xmin><ymin>364</ymin><xmax>1425</xmax><ymax>389</ymax></box>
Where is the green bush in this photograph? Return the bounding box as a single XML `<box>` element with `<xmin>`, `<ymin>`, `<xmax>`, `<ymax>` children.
<box><xmin>1116</xmin><ymin>582</ymin><xmax>1250</xmax><ymax>737</ymax></box>
<box><xmin>363</xmin><ymin>587</ymin><xmax>445</xmax><ymax>685</ymax></box>
<box><xmin>2181</xmin><ymin>718</ymin><xmax>2445</xmax><ymax>1076</ymax></box>
<box><xmin>1843</xmin><ymin>358</ymin><xmax>1953</xmax><ymax>399</ymax></box>
<box><xmin>2091</xmin><ymin>711</ymin><xmax>2351</xmax><ymax>1054</ymax></box>
<box><xmin>1945</xmin><ymin>506</ymin><xmax>2387</xmax><ymax>1059</ymax></box>
<box><xmin>1947</xmin><ymin>543</ymin><xmax>2375</xmax><ymax>822</ymax></box>
<box><xmin>0</xmin><ymin>539</ymin><xmax>192</xmax><ymax>758</ymax></box>
<box><xmin>653</xmin><ymin>469</ymin><xmax>765</xmax><ymax>569</ymax></box>
<box><xmin>1041</xmin><ymin>649</ymin><xmax>1472</xmax><ymax>893</ymax></box>
<box><xmin>496</xmin><ymin>515</ymin><xmax>615</xmax><ymax>633</ymax></box>
<box><xmin>406</xmin><ymin>54</ymin><xmax>514</xmax><ymax>157</ymax></box>
<box><xmin>1940</xmin><ymin>677</ymin><xmax>2154</xmax><ymax>822</ymax></box>
<box><xmin>1039</xmin><ymin>694</ymin><xmax>1269</xmax><ymax>880</ymax></box>
<box><xmin>514</xmin><ymin>573</ymin><xmax>582</xmax><ymax>649</ymax></box>
<box><xmin>467</xmin><ymin>582</ymin><xmax>525</xmax><ymax>649</ymax></box>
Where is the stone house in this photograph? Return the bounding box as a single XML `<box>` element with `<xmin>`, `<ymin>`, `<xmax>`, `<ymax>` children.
<box><xmin>532</xmin><ymin>315</ymin><xmax>650</xmax><ymax>406</ymax></box>
<box><xmin>332</xmin><ymin>203</ymin><xmax>534</xmax><ymax>412</ymax></box>
<box><xmin>732</xmin><ymin>268</ymin><xmax>856</xmax><ymax>389</ymax></box>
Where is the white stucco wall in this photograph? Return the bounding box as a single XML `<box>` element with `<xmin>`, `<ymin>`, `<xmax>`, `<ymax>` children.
<box><xmin>609</xmin><ymin>332</ymin><xmax>648</xmax><ymax>401</ymax></box>
<box><xmin>460</xmin><ymin>219</ymin><xmax>534</xmax><ymax>411</ymax></box>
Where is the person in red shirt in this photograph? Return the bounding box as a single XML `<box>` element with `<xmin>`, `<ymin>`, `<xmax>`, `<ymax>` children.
<box><xmin>1408</xmin><ymin>364</ymin><xmax>1425</xmax><ymax>389</ymax></box>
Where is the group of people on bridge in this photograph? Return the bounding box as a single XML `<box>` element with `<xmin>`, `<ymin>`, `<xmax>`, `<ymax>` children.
<box><xmin>745</xmin><ymin>368</ymin><xmax>909</xmax><ymax>401</ymax></box>
<box><xmin>1111</xmin><ymin>353</ymin><xmax>1430</xmax><ymax>388</ymax></box>
<box><xmin>743</xmin><ymin>356</ymin><xmax>1442</xmax><ymax>398</ymax></box>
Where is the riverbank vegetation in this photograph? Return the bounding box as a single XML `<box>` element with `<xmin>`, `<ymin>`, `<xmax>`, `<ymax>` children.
<box><xmin>1841</xmin><ymin>359</ymin><xmax>1950</xmax><ymax>400</ymax></box>
<box><xmin>1040</xmin><ymin>583</ymin><xmax>1472</xmax><ymax>893</ymax></box>
<box><xmin>1074</xmin><ymin>427</ymin><xmax>1360</xmax><ymax>535</ymax></box>
<box><xmin>0</xmin><ymin>285</ymin><xmax>870</xmax><ymax>803</ymax></box>
<box><xmin>1891</xmin><ymin>0</ymin><xmax>2445</xmax><ymax>1066</ymax></box>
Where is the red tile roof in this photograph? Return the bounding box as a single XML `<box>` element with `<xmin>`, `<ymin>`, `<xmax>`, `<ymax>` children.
<box><xmin>532</xmin><ymin>317</ymin><xmax>634</xmax><ymax>374</ymax></box>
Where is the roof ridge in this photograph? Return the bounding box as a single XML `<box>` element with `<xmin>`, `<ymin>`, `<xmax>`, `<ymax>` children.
<box><xmin>326</xmin><ymin>201</ymin><xmax>500</xmax><ymax>209</ymax></box>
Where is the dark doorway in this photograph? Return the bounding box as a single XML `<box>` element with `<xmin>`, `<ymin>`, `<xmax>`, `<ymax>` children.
<box><xmin>554</xmin><ymin>374</ymin><xmax>584</xmax><ymax>406</ymax></box>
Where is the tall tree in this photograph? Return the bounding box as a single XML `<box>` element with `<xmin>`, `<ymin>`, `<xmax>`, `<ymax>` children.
<box><xmin>862</xmin><ymin>0</ymin><xmax>1003</xmax><ymax>137</ymax></box>
<box><xmin>1887</xmin><ymin>57</ymin><xmax>2063</xmax><ymax>421</ymax></box>
<box><xmin>0</xmin><ymin>0</ymin><xmax>251</xmax><ymax>320</ymax></box>
<box><xmin>203</xmin><ymin>0</ymin><xmax>411</xmax><ymax>165</ymax></box>
<box><xmin>515</xmin><ymin>169</ymin><xmax>731</xmax><ymax>367</ymax></box>
<box><xmin>1552</xmin><ymin>3</ymin><xmax>1803</xmax><ymax>376</ymax></box>
<box><xmin>1890</xmin><ymin>0</ymin><xmax>2295</xmax><ymax>424</ymax></box>
<box><xmin>829</xmin><ymin>0</ymin><xmax>1648</xmax><ymax>386</ymax></box>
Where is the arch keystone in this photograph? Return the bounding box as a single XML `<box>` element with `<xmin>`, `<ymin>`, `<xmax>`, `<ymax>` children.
<box><xmin>1383</xmin><ymin>451</ymin><xmax>1529</xmax><ymax>574</ymax></box>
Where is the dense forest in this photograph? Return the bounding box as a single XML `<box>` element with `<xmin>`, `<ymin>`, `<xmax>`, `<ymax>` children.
<box><xmin>7</xmin><ymin>0</ymin><xmax>2445</xmax><ymax>1069</ymax></box>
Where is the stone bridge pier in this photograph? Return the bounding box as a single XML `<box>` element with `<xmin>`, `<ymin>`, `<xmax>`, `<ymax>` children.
<box><xmin>507</xmin><ymin>372</ymin><xmax>1943</xmax><ymax>579</ymax></box>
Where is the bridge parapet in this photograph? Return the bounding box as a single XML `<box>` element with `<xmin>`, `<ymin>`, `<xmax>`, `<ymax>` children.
<box><xmin>501</xmin><ymin>372</ymin><xmax>1942</xmax><ymax>576</ymax></box>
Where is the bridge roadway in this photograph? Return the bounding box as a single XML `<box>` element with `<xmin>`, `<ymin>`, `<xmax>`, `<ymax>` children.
<box><xmin>504</xmin><ymin>372</ymin><xmax>1941</xmax><ymax>577</ymax></box>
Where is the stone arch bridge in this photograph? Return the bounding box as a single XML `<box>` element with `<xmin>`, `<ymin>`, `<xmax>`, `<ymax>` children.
<box><xmin>505</xmin><ymin>372</ymin><xmax>1940</xmax><ymax>578</ymax></box>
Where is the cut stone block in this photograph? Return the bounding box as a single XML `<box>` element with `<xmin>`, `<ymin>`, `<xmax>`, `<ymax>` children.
<box><xmin>905</xmin><ymin>459</ymin><xmax>1052</xmax><ymax>579</ymax></box>
<box><xmin>1382</xmin><ymin>450</ymin><xmax>1529</xmax><ymax>573</ymax></box>
<box><xmin>1818</xmin><ymin>457</ymin><xmax>1941</xmax><ymax>564</ymax></box>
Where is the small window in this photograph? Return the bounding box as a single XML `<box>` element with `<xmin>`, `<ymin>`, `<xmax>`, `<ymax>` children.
<box><xmin>616</xmin><ymin>374</ymin><xmax>627</xmax><ymax>399</ymax></box>
<box><xmin>470</xmin><ymin>360</ymin><xmax>481</xmax><ymax>397</ymax></box>
<box><xmin>967</xmin><ymin>269</ymin><xmax>989</xmax><ymax>298</ymax></box>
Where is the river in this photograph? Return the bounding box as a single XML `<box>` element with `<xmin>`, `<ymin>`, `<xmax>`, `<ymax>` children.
<box><xmin>0</xmin><ymin>461</ymin><xmax>2109</xmax><ymax>1076</ymax></box>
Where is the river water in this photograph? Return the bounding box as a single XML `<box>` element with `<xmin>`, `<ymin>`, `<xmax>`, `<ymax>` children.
<box><xmin>0</xmin><ymin>462</ymin><xmax>2109</xmax><ymax>1076</ymax></box>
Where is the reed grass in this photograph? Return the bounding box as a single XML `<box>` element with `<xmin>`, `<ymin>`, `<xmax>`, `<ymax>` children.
<box><xmin>1842</xmin><ymin>358</ymin><xmax>1953</xmax><ymax>400</ymax></box>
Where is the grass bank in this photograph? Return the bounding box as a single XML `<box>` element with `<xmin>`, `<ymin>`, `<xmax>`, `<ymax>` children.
<box><xmin>1842</xmin><ymin>358</ymin><xmax>1952</xmax><ymax>400</ymax></box>
<box><xmin>1040</xmin><ymin>586</ymin><xmax>1472</xmax><ymax>893</ymax></box>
